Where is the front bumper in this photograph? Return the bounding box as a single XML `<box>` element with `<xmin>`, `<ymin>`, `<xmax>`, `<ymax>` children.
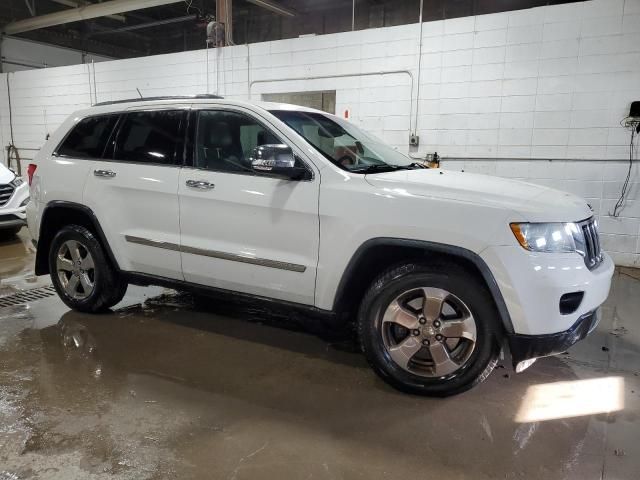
<box><xmin>507</xmin><ymin>308</ymin><xmax>600</xmax><ymax>368</ymax></box>
<box><xmin>0</xmin><ymin>181</ymin><xmax>29</xmax><ymax>231</ymax></box>
<box><xmin>0</xmin><ymin>213</ymin><xmax>27</xmax><ymax>229</ymax></box>
<box><xmin>481</xmin><ymin>246</ymin><xmax>614</xmax><ymax>335</ymax></box>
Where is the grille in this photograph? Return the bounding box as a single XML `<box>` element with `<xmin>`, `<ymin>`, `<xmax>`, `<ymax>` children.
<box><xmin>0</xmin><ymin>286</ymin><xmax>57</xmax><ymax>308</ymax></box>
<box><xmin>579</xmin><ymin>218</ymin><xmax>603</xmax><ymax>270</ymax></box>
<box><xmin>0</xmin><ymin>183</ymin><xmax>15</xmax><ymax>207</ymax></box>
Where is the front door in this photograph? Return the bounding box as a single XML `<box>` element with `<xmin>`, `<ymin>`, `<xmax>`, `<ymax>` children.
<box><xmin>178</xmin><ymin>107</ymin><xmax>320</xmax><ymax>305</ymax></box>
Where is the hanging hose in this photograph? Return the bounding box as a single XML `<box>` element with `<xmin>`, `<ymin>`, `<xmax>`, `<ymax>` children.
<box><xmin>4</xmin><ymin>73</ymin><xmax>21</xmax><ymax>175</ymax></box>
<box><xmin>6</xmin><ymin>144</ymin><xmax>21</xmax><ymax>176</ymax></box>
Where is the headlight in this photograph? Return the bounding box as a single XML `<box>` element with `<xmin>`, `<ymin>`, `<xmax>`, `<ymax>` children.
<box><xmin>510</xmin><ymin>222</ymin><xmax>580</xmax><ymax>253</ymax></box>
<box><xmin>10</xmin><ymin>175</ymin><xmax>24</xmax><ymax>188</ymax></box>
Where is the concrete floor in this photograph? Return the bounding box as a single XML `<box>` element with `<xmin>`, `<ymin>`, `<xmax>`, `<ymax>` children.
<box><xmin>0</xmin><ymin>230</ymin><xmax>639</xmax><ymax>480</ymax></box>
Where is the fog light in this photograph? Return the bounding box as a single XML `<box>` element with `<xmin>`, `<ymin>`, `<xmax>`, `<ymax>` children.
<box><xmin>559</xmin><ymin>291</ymin><xmax>584</xmax><ymax>315</ymax></box>
<box><xmin>19</xmin><ymin>196</ymin><xmax>30</xmax><ymax>207</ymax></box>
<box><xmin>515</xmin><ymin>358</ymin><xmax>537</xmax><ymax>373</ymax></box>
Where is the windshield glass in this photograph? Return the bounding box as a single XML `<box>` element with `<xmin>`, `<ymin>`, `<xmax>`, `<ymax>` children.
<box><xmin>269</xmin><ymin>110</ymin><xmax>415</xmax><ymax>172</ymax></box>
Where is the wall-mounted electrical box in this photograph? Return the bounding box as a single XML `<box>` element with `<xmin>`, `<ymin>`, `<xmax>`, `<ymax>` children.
<box><xmin>409</xmin><ymin>134</ymin><xmax>419</xmax><ymax>146</ymax></box>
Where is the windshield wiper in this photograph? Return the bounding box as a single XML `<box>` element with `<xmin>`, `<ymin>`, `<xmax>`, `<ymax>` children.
<box><xmin>350</xmin><ymin>164</ymin><xmax>401</xmax><ymax>173</ymax></box>
<box><xmin>407</xmin><ymin>162</ymin><xmax>428</xmax><ymax>169</ymax></box>
<box><xmin>351</xmin><ymin>162</ymin><xmax>428</xmax><ymax>174</ymax></box>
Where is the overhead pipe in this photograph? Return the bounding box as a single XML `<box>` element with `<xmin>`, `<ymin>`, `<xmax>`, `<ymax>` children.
<box><xmin>413</xmin><ymin>0</ymin><xmax>424</xmax><ymax>138</ymax></box>
<box><xmin>89</xmin><ymin>14</ymin><xmax>197</xmax><ymax>36</ymax></box>
<box><xmin>1</xmin><ymin>57</ymin><xmax>46</xmax><ymax>69</ymax></box>
<box><xmin>351</xmin><ymin>0</ymin><xmax>355</xmax><ymax>31</ymax></box>
<box><xmin>3</xmin><ymin>0</ymin><xmax>183</xmax><ymax>35</ymax></box>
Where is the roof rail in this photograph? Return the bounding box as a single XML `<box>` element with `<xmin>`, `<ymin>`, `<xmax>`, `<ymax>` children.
<box><xmin>93</xmin><ymin>94</ymin><xmax>224</xmax><ymax>107</ymax></box>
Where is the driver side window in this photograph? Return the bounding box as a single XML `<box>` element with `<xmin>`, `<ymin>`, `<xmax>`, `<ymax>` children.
<box><xmin>194</xmin><ymin>110</ymin><xmax>281</xmax><ymax>173</ymax></box>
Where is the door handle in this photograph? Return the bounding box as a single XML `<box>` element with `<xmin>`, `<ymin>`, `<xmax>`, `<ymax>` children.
<box><xmin>186</xmin><ymin>179</ymin><xmax>215</xmax><ymax>190</ymax></box>
<box><xmin>94</xmin><ymin>169</ymin><xmax>116</xmax><ymax>178</ymax></box>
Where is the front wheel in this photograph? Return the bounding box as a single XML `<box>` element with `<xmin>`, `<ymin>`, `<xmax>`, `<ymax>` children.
<box><xmin>49</xmin><ymin>225</ymin><xmax>127</xmax><ymax>313</ymax></box>
<box><xmin>358</xmin><ymin>263</ymin><xmax>501</xmax><ymax>396</ymax></box>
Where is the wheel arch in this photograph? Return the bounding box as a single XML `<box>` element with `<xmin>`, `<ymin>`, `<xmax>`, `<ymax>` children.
<box><xmin>35</xmin><ymin>201</ymin><xmax>119</xmax><ymax>276</ymax></box>
<box><xmin>332</xmin><ymin>238</ymin><xmax>514</xmax><ymax>333</ymax></box>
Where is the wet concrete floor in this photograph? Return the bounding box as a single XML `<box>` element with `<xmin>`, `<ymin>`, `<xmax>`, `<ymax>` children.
<box><xmin>0</xmin><ymin>229</ymin><xmax>639</xmax><ymax>479</ymax></box>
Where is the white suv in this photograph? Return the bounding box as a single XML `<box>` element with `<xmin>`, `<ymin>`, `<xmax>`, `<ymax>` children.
<box><xmin>26</xmin><ymin>96</ymin><xmax>614</xmax><ymax>396</ymax></box>
<box><xmin>0</xmin><ymin>162</ymin><xmax>29</xmax><ymax>236</ymax></box>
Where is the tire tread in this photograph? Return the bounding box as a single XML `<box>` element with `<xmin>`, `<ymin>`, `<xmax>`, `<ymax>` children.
<box><xmin>357</xmin><ymin>261</ymin><xmax>501</xmax><ymax>396</ymax></box>
<box><xmin>49</xmin><ymin>225</ymin><xmax>127</xmax><ymax>313</ymax></box>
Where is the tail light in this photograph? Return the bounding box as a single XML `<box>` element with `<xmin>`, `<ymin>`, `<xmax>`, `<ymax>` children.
<box><xmin>27</xmin><ymin>163</ymin><xmax>37</xmax><ymax>186</ymax></box>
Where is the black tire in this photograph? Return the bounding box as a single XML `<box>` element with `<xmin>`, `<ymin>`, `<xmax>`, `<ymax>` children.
<box><xmin>358</xmin><ymin>263</ymin><xmax>501</xmax><ymax>396</ymax></box>
<box><xmin>49</xmin><ymin>225</ymin><xmax>127</xmax><ymax>313</ymax></box>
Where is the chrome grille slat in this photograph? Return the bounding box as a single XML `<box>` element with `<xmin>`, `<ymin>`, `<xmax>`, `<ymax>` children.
<box><xmin>0</xmin><ymin>183</ymin><xmax>14</xmax><ymax>206</ymax></box>
<box><xmin>593</xmin><ymin>223</ymin><xmax>601</xmax><ymax>254</ymax></box>
<box><xmin>578</xmin><ymin>218</ymin><xmax>602</xmax><ymax>270</ymax></box>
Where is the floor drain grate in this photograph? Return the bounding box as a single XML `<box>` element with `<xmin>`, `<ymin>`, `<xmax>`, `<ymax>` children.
<box><xmin>0</xmin><ymin>285</ymin><xmax>57</xmax><ymax>308</ymax></box>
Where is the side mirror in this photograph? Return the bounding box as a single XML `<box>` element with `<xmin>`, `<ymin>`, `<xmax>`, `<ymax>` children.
<box><xmin>250</xmin><ymin>144</ymin><xmax>309</xmax><ymax>180</ymax></box>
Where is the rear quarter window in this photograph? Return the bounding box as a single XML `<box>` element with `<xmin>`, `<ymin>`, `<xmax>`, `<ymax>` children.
<box><xmin>56</xmin><ymin>115</ymin><xmax>119</xmax><ymax>159</ymax></box>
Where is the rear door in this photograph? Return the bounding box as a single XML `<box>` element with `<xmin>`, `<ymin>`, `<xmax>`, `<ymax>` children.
<box><xmin>83</xmin><ymin>107</ymin><xmax>187</xmax><ymax>280</ymax></box>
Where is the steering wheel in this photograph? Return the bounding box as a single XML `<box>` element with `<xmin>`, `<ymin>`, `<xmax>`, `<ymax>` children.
<box><xmin>336</xmin><ymin>154</ymin><xmax>358</xmax><ymax>168</ymax></box>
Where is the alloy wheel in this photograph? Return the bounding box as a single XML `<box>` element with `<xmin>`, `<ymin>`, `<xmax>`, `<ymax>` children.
<box><xmin>56</xmin><ymin>240</ymin><xmax>96</xmax><ymax>300</ymax></box>
<box><xmin>381</xmin><ymin>287</ymin><xmax>477</xmax><ymax>377</ymax></box>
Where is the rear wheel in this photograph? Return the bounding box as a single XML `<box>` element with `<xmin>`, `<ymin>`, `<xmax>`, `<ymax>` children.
<box><xmin>49</xmin><ymin>225</ymin><xmax>127</xmax><ymax>313</ymax></box>
<box><xmin>358</xmin><ymin>263</ymin><xmax>501</xmax><ymax>396</ymax></box>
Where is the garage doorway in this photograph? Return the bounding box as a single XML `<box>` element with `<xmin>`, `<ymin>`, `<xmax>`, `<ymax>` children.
<box><xmin>262</xmin><ymin>91</ymin><xmax>336</xmax><ymax>114</ymax></box>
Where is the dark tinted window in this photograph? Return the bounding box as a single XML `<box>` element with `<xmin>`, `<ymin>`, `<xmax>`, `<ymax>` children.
<box><xmin>195</xmin><ymin>110</ymin><xmax>282</xmax><ymax>173</ymax></box>
<box><xmin>114</xmin><ymin>110</ymin><xmax>184</xmax><ymax>165</ymax></box>
<box><xmin>57</xmin><ymin>115</ymin><xmax>118</xmax><ymax>159</ymax></box>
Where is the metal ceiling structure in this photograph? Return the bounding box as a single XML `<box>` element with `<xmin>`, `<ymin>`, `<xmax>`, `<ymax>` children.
<box><xmin>0</xmin><ymin>0</ymin><xmax>581</xmax><ymax>62</ymax></box>
<box><xmin>0</xmin><ymin>0</ymin><xmax>310</xmax><ymax>59</ymax></box>
<box><xmin>3</xmin><ymin>0</ymin><xmax>184</xmax><ymax>34</ymax></box>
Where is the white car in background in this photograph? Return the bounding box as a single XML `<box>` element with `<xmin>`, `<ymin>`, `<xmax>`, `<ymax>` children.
<box><xmin>0</xmin><ymin>162</ymin><xmax>29</xmax><ymax>236</ymax></box>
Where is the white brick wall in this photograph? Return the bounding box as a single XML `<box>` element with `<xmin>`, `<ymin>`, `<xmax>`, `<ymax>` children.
<box><xmin>1</xmin><ymin>0</ymin><xmax>639</xmax><ymax>265</ymax></box>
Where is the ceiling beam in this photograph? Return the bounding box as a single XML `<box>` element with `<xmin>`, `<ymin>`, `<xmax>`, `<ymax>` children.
<box><xmin>3</xmin><ymin>0</ymin><xmax>183</xmax><ymax>35</ymax></box>
<box><xmin>50</xmin><ymin>0</ymin><xmax>126</xmax><ymax>23</ymax></box>
<box><xmin>245</xmin><ymin>0</ymin><xmax>296</xmax><ymax>17</ymax></box>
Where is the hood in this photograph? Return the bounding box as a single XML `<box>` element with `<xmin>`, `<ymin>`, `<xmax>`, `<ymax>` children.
<box><xmin>0</xmin><ymin>163</ymin><xmax>16</xmax><ymax>184</ymax></box>
<box><xmin>365</xmin><ymin>169</ymin><xmax>592</xmax><ymax>222</ymax></box>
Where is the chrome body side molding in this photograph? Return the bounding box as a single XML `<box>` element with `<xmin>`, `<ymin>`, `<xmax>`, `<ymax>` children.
<box><xmin>124</xmin><ymin>235</ymin><xmax>306</xmax><ymax>273</ymax></box>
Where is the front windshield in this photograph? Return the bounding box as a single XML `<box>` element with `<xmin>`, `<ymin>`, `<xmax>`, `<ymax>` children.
<box><xmin>270</xmin><ymin>110</ymin><xmax>416</xmax><ymax>173</ymax></box>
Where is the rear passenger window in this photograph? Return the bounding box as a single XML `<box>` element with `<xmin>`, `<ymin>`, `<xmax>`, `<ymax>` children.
<box><xmin>114</xmin><ymin>110</ymin><xmax>184</xmax><ymax>165</ymax></box>
<box><xmin>56</xmin><ymin>115</ymin><xmax>118</xmax><ymax>159</ymax></box>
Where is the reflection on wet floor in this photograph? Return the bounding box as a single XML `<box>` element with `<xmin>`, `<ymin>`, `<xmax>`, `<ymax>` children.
<box><xmin>0</xmin><ymin>231</ymin><xmax>639</xmax><ymax>479</ymax></box>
